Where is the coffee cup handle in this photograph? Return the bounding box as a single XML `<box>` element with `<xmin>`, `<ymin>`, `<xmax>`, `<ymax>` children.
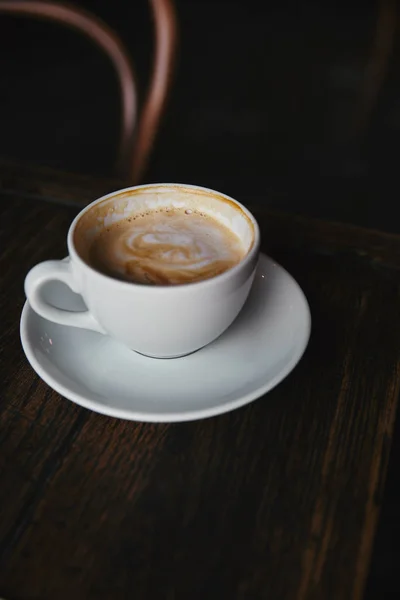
<box><xmin>24</xmin><ymin>260</ymin><xmax>105</xmax><ymax>333</ymax></box>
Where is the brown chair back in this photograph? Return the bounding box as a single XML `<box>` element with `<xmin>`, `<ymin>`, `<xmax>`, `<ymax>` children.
<box><xmin>0</xmin><ymin>0</ymin><xmax>177</xmax><ymax>183</ymax></box>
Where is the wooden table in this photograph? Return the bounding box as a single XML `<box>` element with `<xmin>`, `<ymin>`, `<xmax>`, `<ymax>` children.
<box><xmin>1</xmin><ymin>161</ymin><xmax>400</xmax><ymax>600</ymax></box>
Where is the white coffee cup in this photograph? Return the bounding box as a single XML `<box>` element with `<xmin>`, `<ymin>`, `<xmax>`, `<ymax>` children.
<box><xmin>24</xmin><ymin>183</ymin><xmax>260</xmax><ymax>358</ymax></box>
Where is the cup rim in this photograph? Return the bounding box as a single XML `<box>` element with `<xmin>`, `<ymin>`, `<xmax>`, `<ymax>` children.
<box><xmin>67</xmin><ymin>182</ymin><xmax>260</xmax><ymax>292</ymax></box>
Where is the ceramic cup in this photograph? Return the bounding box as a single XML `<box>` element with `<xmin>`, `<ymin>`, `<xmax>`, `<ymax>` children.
<box><xmin>24</xmin><ymin>183</ymin><xmax>260</xmax><ymax>358</ymax></box>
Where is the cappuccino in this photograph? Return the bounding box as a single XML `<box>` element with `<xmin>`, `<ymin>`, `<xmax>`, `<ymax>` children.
<box><xmin>27</xmin><ymin>183</ymin><xmax>259</xmax><ymax>357</ymax></box>
<box><xmin>88</xmin><ymin>207</ymin><xmax>246</xmax><ymax>285</ymax></box>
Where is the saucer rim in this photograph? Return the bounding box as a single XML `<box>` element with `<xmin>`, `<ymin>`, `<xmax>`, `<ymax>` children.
<box><xmin>20</xmin><ymin>253</ymin><xmax>312</xmax><ymax>423</ymax></box>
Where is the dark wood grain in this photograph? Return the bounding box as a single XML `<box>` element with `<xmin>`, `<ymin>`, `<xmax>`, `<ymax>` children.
<box><xmin>1</xmin><ymin>168</ymin><xmax>400</xmax><ymax>600</ymax></box>
<box><xmin>0</xmin><ymin>157</ymin><xmax>122</xmax><ymax>208</ymax></box>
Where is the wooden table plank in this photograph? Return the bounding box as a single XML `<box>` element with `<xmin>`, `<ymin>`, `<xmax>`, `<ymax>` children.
<box><xmin>1</xmin><ymin>185</ymin><xmax>400</xmax><ymax>599</ymax></box>
<box><xmin>0</xmin><ymin>157</ymin><xmax>122</xmax><ymax>208</ymax></box>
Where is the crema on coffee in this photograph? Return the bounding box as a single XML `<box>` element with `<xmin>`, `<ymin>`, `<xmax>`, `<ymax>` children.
<box><xmin>88</xmin><ymin>207</ymin><xmax>246</xmax><ymax>285</ymax></box>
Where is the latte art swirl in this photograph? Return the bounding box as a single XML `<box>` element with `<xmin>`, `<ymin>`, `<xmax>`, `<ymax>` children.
<box><xmin>89</xmin><ymin>208</ymin><xmax>246</xmax><ymax>285</ymax></box>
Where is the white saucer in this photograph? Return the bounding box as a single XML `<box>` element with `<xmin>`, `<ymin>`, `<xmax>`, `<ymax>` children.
<box><xmin>20</xmin><ymin>254</ymin><xmax>311</xmax><ymax>422</ymax></box>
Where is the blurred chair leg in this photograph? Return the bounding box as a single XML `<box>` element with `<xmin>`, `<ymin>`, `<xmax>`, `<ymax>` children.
<box><xmin>131</xmin><ymin>0</ymin><xmax>178</xmax><ymax>183</ymax></box>
<box><xmin>353</xmin><ymin>0</ymin><xmax>397</xmax><ymax>140</ymax></box>
<box><xmin>0</xmin><ymin>1</ymin><xmax>137</xmax><ymax>179</ymax></box>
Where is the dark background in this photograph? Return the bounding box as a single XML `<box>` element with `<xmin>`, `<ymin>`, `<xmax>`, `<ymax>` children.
<box><xmin>1</xmin><ymin>0</ymin><xmax>400</xmax><ymax>231</ymax></box>
<box><xmin>1</xmin><ymin>1</ymin><xmax>399</xmax><ymax>597</ymax></box>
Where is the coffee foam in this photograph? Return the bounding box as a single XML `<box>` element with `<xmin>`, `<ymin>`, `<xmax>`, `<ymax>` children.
<box><xmin>74</xmin><ymin>186</ymin><xmax>255</xmax><ymax>284</ymax></box>
<box><xmin>88</xmin><ymin>207</ymin><xmax>246</xmax><ymax>285</ymax></box>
